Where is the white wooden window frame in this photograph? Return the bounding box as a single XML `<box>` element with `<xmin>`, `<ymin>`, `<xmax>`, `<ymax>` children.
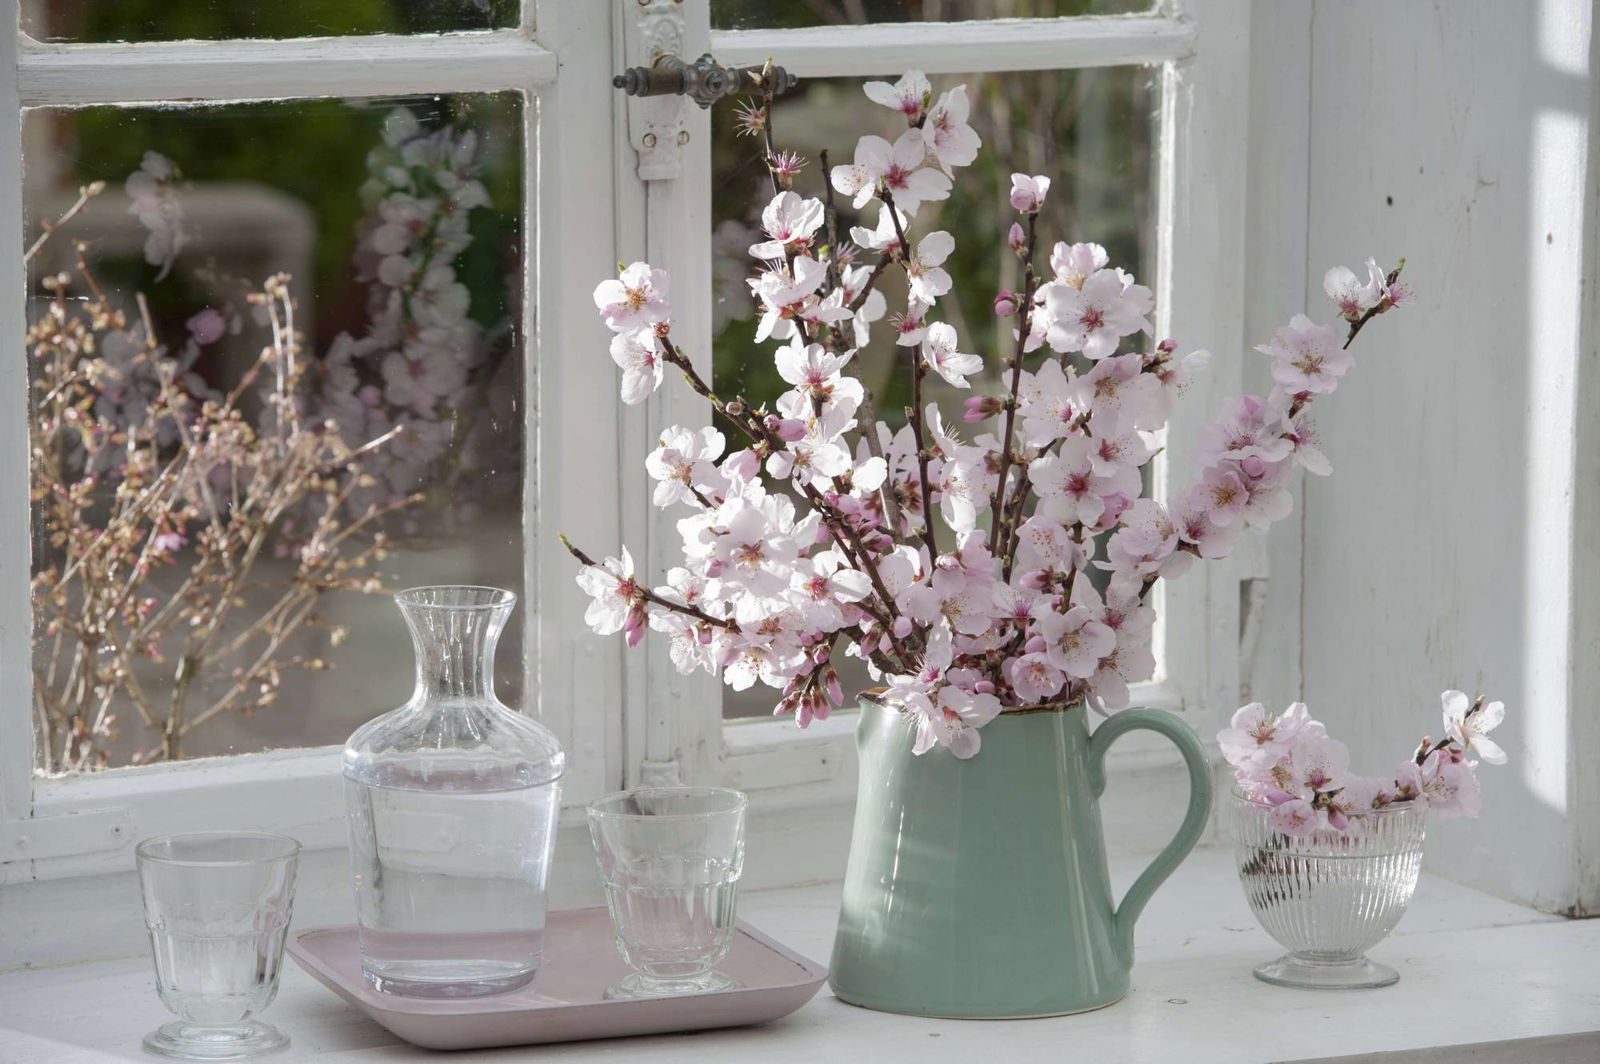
<box><xmin>0</xmin><ymin>0</ymin><xmax>1256</xmax><ymax>884</ymax></box>
<box><xmin>0</xmin><ymin>1</ymin><xmax>632</xmax><ymax>882</ymax></box>
<box><xmin>618</xmin><ymin>0</ymin><xmax>1255</xmax><ymax>805</ymax></box>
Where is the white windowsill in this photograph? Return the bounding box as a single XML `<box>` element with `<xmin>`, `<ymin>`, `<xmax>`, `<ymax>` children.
<box><xmin>3</xmin><ymin>846</ymin><xmax>1596</xmax><ymax>1064</ymax></box>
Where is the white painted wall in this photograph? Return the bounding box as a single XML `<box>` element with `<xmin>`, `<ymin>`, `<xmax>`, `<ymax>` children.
<box><xmin>1252</xmin><ymin>0</ymin><xmax>1598</xmax><ymax>912</ymax></box>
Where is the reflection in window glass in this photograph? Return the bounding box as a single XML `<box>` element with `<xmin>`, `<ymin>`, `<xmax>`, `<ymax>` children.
<box><xmin>711</xmin><ymin>67</ymin><xmax>1157</xmax><ymax>717</ymax></box>
<box><xmin>25</xmin><ymin>94</ymin><xmax>526</xmax><ymax>773</ymax></box>
<box><xmin>712</xmin><ymin>0</ymin><xmax>1151</xmax><ymax>31</ymax></box>
<box><xmin>21</xmin><ymin>0</ymin><xmax>515</xmax><ymax>43</ymax></box>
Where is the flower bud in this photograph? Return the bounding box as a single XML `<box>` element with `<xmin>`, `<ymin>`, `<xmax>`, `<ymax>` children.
<box><xmin>993</xmin><ymin>289</ymin><xmax>1018</xmax><ymax>317</ymax></box>
<box><xmin>772</xmin><ymin>417</ymin><xmax>807</xmax><ymax>442</ymax></box>
<box><xmin>1156</xmin><ymin>337</ymin><xmax>1177</xmax><ymax>354</ymax></box>
<box><xmin>1024</xmin><ymin>635</ymin><xmax>1048</xmax><ymax>655</ymax></box>
<box><xmin>623</xmin><ymin>604</ymin><xmax>648</xmax><ymax>647</ymax></box>
<box><xmin>824</xmin><ymin>667</ymin><xmax>844</xmax><ymax>707</ymax></box>
<box><xmin>963</xmin><ymin>395</ymin><xmax>1003</xmax><ymax>423</ymax></box>
<box><xmin>892</xmin><ymin>616</ymin><xmax>913</xmax><ymax>639</ymax></box>
<box><xmin>1100</xmin><ymin>492</ymin><xmax>1133</xmax><ymax>527</ymax></box>
<box><xmin>1019</xmin><ymin>568</ymin><xmax>1051</xmax><ymax>590</ymax></box>
<box><xmin>1239</xmin><ymin>455</ymin><xmax>1266</xmax><ymax>478</ymax></box>
<box><xmin>972</xmin><ymin>680</ymin><xmax>997</xmax><ymax>696</ymax></box>
<box><xmin>696</xmin><ymin>624</ymin><xmax>714</xmax><ymax>645</ymax></box>
<box><xmin>1007</xmin><ymin>222</ymin><xmax>1026</xmax><ymax>257</ymax></box>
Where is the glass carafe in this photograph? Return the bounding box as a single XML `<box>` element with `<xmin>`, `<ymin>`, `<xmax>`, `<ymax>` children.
<box><xmin>343</xmin><ymin>585</ymin><xmax>563</xmax><ymax>998</ymax></box>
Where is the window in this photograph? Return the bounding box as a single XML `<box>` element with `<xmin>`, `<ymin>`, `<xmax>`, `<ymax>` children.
<box><xmin>0</xmin><ymin>0</ymin><xmax>626</xmax><ymax>879</ymax></box>
<box><xmin>1</xmin><ymin>0</ymin><xmax>1252</xmax><ymax>882</ymax></box>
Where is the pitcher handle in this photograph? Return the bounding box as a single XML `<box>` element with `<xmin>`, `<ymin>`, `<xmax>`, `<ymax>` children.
<box><xmin>1086</xmin><ymin>708</ymin><xmax>1212</xmax><ymax>960</ymax></box>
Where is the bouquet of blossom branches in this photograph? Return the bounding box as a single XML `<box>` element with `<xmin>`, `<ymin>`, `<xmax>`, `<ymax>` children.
<box><xmin>569</xmin><ymin>69</ymin><xmax>1410</xmax><ymax>759</ymax></box>
<box><xmin>1220</xmin><ymin>692</ymin><xmax>1507</xmax><ymax>835</ymax></box>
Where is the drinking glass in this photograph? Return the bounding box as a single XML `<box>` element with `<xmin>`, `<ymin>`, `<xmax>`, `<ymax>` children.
<box><xmin>136</xmin><ymin>832</ymin><xmax>301</xmax><ymax>1059</ymax></box>
<box><xmin>587</xmin><ymin>787</ymin><xmax>747</xmax><ymax>999</ymax></box>
<box><xmin>1230</xmin><ymin>791</ymin><xmax>1426</xmax><ymax>989</ymax></box>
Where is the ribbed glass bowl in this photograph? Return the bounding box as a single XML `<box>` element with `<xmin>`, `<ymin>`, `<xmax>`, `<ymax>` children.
<box><xmin>1229</xmin><ymin>790</ymin><xmax>1426</xmax><ymax>989</ymax></box>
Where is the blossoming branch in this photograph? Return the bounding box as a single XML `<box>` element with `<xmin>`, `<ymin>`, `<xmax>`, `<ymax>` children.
<box><xmin>1220</xmin><ymin>691</ymin><xmax>1508</xmax><ymax>836</ymax></box>
<box><xmin>570</xmin><ymin>68</ymin><xmax>1411</xmax><ymax>759</ymax></box>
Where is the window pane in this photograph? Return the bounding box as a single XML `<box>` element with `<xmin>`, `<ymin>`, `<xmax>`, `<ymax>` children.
<box><xmin>712</xmin><ymin>0</ymin><xmax>1151</xmax><ymax>31</ymax></box>
<box><xmin>710</xmin><ymin>66</ymin><xmax>1157</xmax><ymax>718</ymax></box>
<box><xmin>22</xmin><ymin>0</ymin><xmax>515</xmax><ymax>43</ymax></box>
<box><xmin>25</xmin><ymin>94</ymin><xmax>526</xmax><ymax>773</ymax></box>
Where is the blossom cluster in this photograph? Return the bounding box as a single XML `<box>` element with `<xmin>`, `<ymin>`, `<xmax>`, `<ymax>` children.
<box><xmin>574</xmin><ymin>69</ymin><xmax>1409</xmax><ymax>759</ymax></box>
<box><xmin>316</xmin><ymin>108</ymin><xmax>514</xmax><ymax>526</ymax></box>
<box><xmin>1220</xmin><ymin>691</ymin><xmax>1507</xmax><ymax>836</ymax></box>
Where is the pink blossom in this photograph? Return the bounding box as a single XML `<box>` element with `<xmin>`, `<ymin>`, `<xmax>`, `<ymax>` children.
<box><xmin>1008</xmin><ymin>172</ymin><xmax>1051</xmax><ymax>213</ymax></box>
<box><xmin>1269</xmin><ymin>798</ymin><xmax>1322</xmax><ymax>838</ymax></box>
<box><xmin>749</xmin><ymin>191</ymin><xmax>825</xmax><ymax>261</ymax></box>
<box><xmin>645</xmin><ymin>425</ymin><xmax>726</xmax><ymax>508</ymax></box>
<box><xmin>849</xmin><ymin>203</ymin><xmax>908</xmax><ymax>255</ymax></box>
<box><xmin>905</xmin><ymin>231</ymin><xmax>955</xmax><ymax>303</ymax></box>
<box><xmin>830</xmin><ymin>130</ymin><xmax>952</xmax><ymax>216</ymax></box>
<box><xmin>863</xmin><ymin>70</ymin><xmax>931</xmax><ymax>122</ymax></box>
<box><xmin>1049</xmin><ymin>241</ymin><xmax>1108</xmax><ymax>289</ymax></box>
<box><xmin>1033</xmin><ymin>603</ymin><xmax>1115</xmax><ymax>679</ymax></box>
<box><xmin>1006</xmin><ymin>653</ymin><xmax>1065</xmax><ymax>704</ymax></box>
<box><xmin>1029</xmin><ymin>437</ymin><xmax>1111</xmax><ymax>528</ymax></box>
<box><xmin>922</xmin><ymin>85</ymin><xmax>981</xmax><ymax>173</ymax></box>
<box><xmin>1256</xmin><ymin>313</ymin><xmax>1351</xmax><ymax>395</ymax></box>
<box><xmin>1420</xmin><ymin>748</ymin><xmax>1483</xmax><ymax>818</ymax></box>
<box><xmin>1040</xmin><ymin>269</ymin><xmax>1154</xmax><ymax>360</ymax></box>
<box><xmin>576</xmin><ymin>547</ymin><xmax>639</xmax><ymax>635</ymax></box>
<box><xmin>1442</xmin><ymin>689</ymin><xmax>1507</xmax><ymax>765</ymax></box>
<box><xmin>609</xmin><ymin>328</ymin><xmax>664</xmax><ymax>405</ymax></box>
<box><xmin>920</xmin><ymin>323</ymin><xmax>982</xmax><ymax>388</ymax></box>
<box><xmin>1324</xmin><ymin>258</ymin><xmax>1386</xmax><ymax>322</ymax></box>
<box><xmin>593</xmin><ymin>261</ymin><xmax>670</xmax><ymax>331</ymax></box>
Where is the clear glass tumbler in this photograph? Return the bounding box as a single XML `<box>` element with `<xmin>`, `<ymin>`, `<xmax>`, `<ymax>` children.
<box><xmin>136</xmin><ymin>832</ymin><xmax>301</xmax><ymax>1060</ymax></box>
<box><xmin>1230</xmin><ymin>791</ymin><xmax>1426</xmax><ymax>989</ymax></box>
<box><xmin>587</xmin><ymin>787</ymin><xmax>748</xmax><ymax>999</ymax></box>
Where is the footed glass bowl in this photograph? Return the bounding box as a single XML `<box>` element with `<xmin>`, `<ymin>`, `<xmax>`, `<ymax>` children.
<box><xmin>1229</xmin><ymin>790</ymin><xmax>1426</xmax><ymax>989</ymax></box>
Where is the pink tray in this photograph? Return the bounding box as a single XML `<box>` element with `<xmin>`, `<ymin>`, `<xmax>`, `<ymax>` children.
<box><xmin>287</xmin><ymin>910</ymin><xmax>828</xmax><ymax>1050</ymax></box>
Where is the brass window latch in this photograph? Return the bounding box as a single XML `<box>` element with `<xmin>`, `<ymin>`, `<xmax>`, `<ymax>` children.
<box><xmin>612</xmin><ymin>53</ymin><xmax>798</xmax><ymax>110</ymax></box>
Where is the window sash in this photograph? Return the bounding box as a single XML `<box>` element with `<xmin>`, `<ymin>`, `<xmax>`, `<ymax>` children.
<box><xmin>0</xmin><ymin>0</ymin><xmax>628</xmax><ymax>878</ymax></box>
<box><xmin>693</xmin><ymin>0</ymin><xmax>1253</xmax><ymax>798</ymax></box>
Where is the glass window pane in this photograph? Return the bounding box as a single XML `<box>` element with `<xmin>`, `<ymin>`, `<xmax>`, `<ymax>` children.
<box><xmin>25</xmin><ymin>93</ymin><xmax>526</xmax><ymax>772</ymax></box>
<box><xmin>712</xmin><ymin>0</ymin><xmax>1151</xmax><ymax>31</ymax></box>
<box><xmin>710</xmin><ymin>66</ymin><xmax>1157</xmax><ymax>718</ymax></box>
<box><xmin>22</xmin><ymin>0</ymin><xmax>515</xmax><ymax>43</ymax></box>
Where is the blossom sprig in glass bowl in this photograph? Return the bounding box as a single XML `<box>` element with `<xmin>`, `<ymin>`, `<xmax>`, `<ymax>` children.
<box><xmin>1221</xmin><ymin>691</ymin><xmax>1508</xmax><ymax>988</ymax></box>
<box><xmin>567</xmin><ymin>66</ymin><xmax>1411</xmax><ymax>759</ymax></box>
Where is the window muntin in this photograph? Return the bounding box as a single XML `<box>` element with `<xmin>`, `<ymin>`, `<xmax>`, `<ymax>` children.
<box><xmin>711</xmin><ymin>0</ymin><xmax>1153</xmax><ymax>32</ymax></box>
<box><xmin>24</xmin><ymin>93</ymin><xmax>527</xmax><ymax>772</ymax></box>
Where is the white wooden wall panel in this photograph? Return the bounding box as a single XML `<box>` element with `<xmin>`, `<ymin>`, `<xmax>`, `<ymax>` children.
<box><xmin>1298</xmin><ymin>0</ymin><xmax>1596</xmax><ymax>912</ymax></box>
<box><xmin>1240</xmin><ymin>1</ymin><xmax>1311</xmax><ymax>709</ymax></box>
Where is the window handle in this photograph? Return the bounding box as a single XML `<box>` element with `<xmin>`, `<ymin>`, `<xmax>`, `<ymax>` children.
<box><xmin>612</xmin><ymin>53</ymin><xmax>798</xmax><ymax>110</ymax></box>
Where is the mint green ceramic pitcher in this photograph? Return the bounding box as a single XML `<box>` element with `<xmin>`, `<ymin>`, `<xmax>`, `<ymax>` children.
<box><xmin>829</xmin><ymin>698</ymin><xmax>1212</xmax><ymax>1017</ymax></box>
